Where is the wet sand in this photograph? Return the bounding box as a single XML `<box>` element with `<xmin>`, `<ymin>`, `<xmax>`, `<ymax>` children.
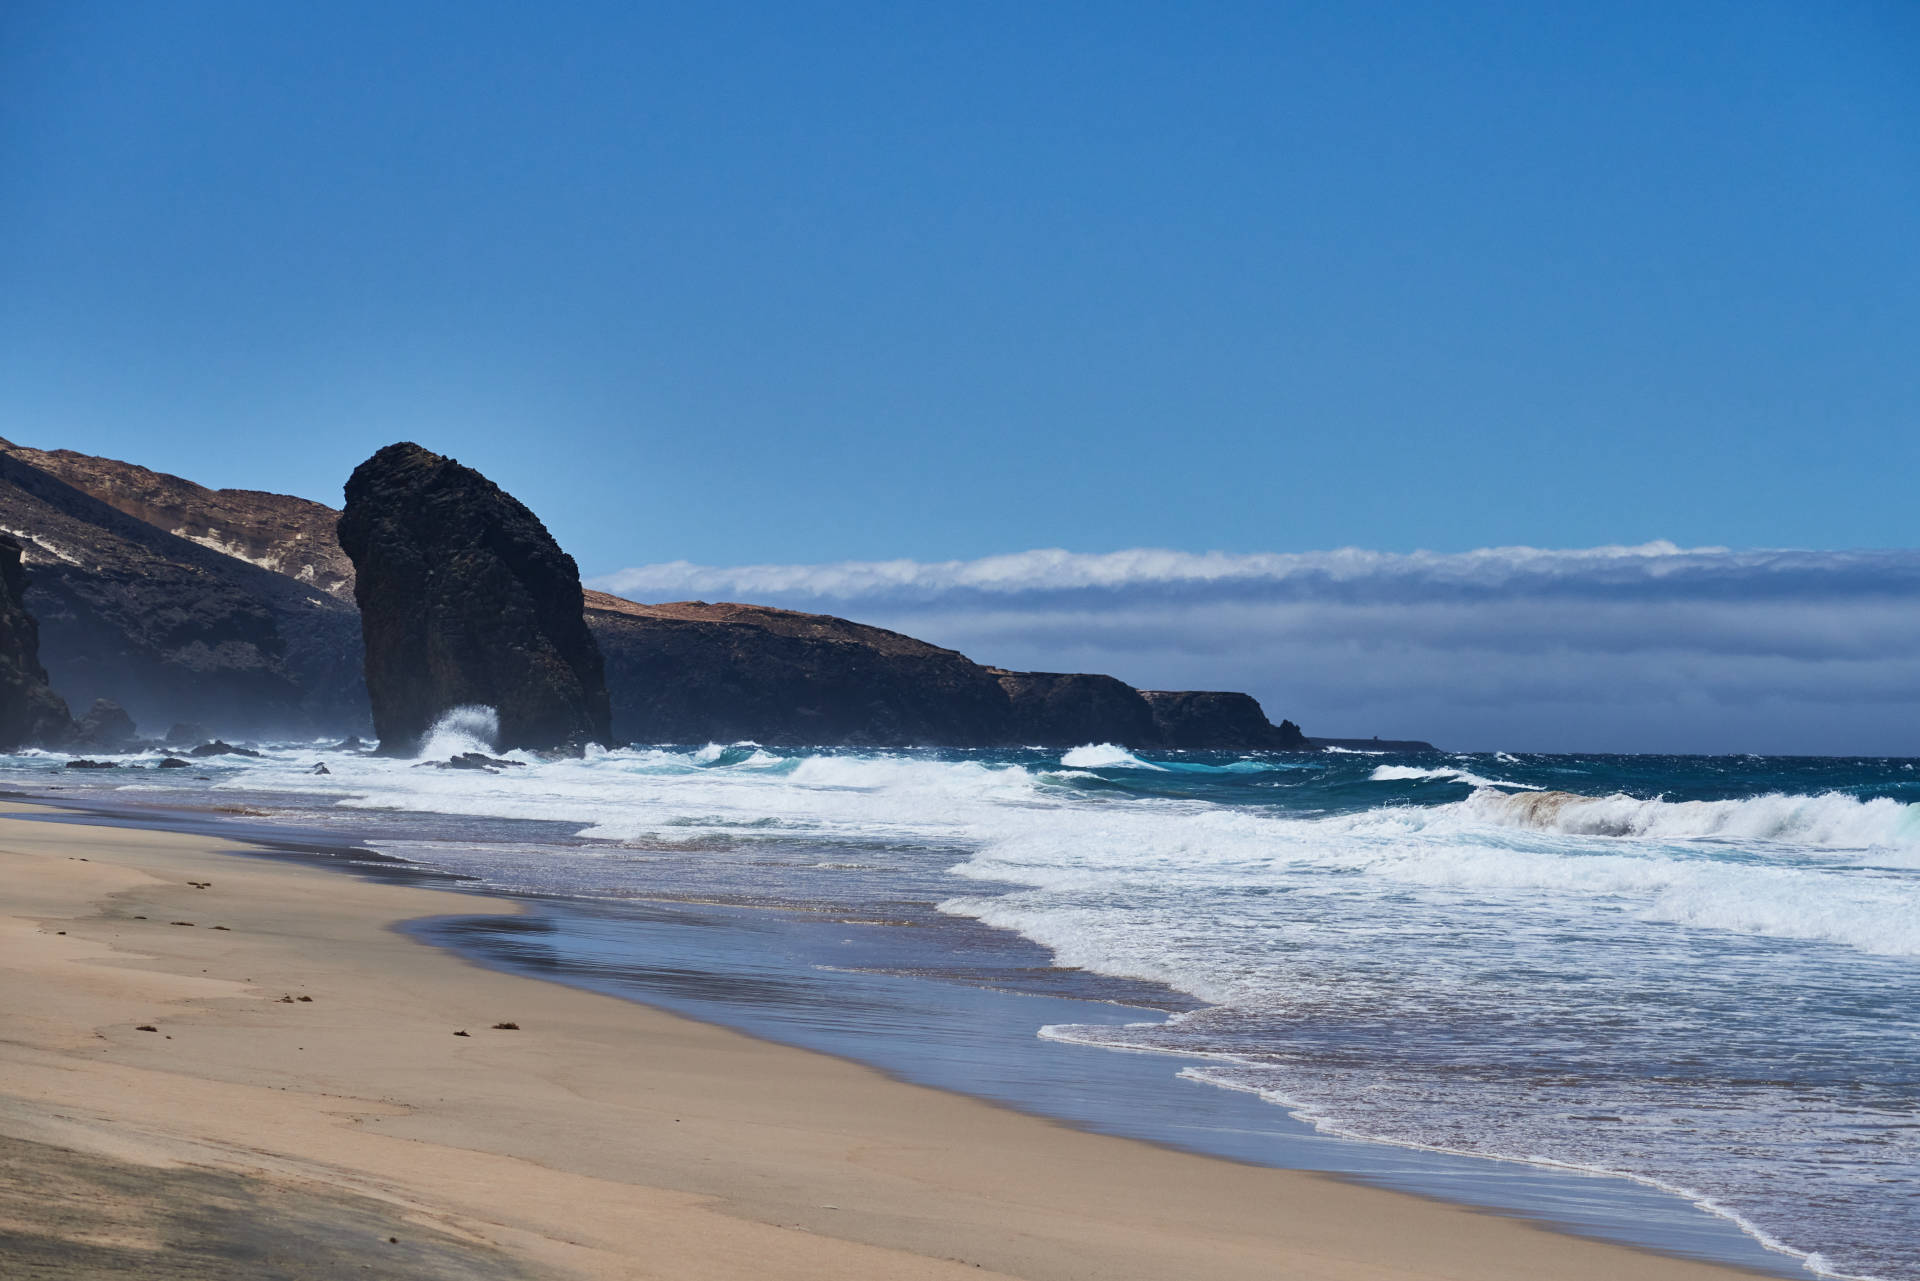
<box><xmin>0</xmin><ymin>801</ymin><xmax>1779</xmax><ymax>1280</ymax></box>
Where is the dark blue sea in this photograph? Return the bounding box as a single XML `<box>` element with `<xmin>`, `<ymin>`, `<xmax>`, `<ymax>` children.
<box><xmin>8</xmin><ymin>722</ymin><xmax>1917</xmax><ymax>1280</ymax></box>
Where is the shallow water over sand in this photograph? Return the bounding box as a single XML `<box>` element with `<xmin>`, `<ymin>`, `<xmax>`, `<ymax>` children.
<box><xmin>7</xmin><ymin>741</ymin><xmax>1916</xmax><ymax>1280</ymax></box>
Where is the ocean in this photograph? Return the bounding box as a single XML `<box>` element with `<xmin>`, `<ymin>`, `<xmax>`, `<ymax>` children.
<box><xmin>8</xmin><ymin>719</ymin><xmax>1917</xmax><ymax>1281</ymax></box>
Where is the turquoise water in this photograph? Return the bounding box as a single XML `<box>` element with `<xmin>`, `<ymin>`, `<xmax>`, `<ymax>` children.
<box><xmin>7</xmin><ymin>737</ymin><xmax>1917</xmax><ymax>1279</ymax></box>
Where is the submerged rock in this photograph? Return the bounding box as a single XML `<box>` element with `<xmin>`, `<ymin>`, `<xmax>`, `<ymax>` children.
<box><xmin>65</xmin><ymin>759</ymin><xmax>117</xmax><ymax>769</ymax></box>
<box><xmin>337</xmin><ymin>443</ymin><xmax>611</xmax><ymax>754</ymax></box>
<box><xmin>156</xmin><ymin>757</ymin><xmax>190</xmax><ymax>768</ymax></box>
<box><xmin>0</xmin><ymin>532</ymin><xmax>73</xmax><ymax>750</ymax></box>
<box><xmin>188</xmin><ymin>740</ymin><xmax>261</xmax><ymax>758</ymax></box>
<box><xmin>414</xmin><ymin>751</ymin><xmax>526</xmax><ymax>773</ymax></box>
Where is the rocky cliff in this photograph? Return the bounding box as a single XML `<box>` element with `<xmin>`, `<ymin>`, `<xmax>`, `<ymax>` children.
<box><xmin>1</xmin><ymin>438</ymin><xmax>355</xmax><ymax>600</ymax></box>
<box><xmin>0</xmin><ymin>434</ymin><xmax>1322</xmax><ymax>753</ymax></box>
<box><xmin>0</xmin><ymin>450</ymin><xmax>365</xmax><ymax>738</ymax></box>
<box><xmin>1141</xmin><ymin>690</ymin><xmax>1309</xmax><ymax>750</ymax></box>
<box><xmin>587</xmin><ymin>593</ymin><xmax>1314</xmax><ymax>751</ymax></box>
<box><xmin>587</xmin><ymin>593</ymin><xmax>1013</xmax><ymax>747</ymax></box>
<box><xmin>338</xmin><ymin>443</ymin><xmax>611</xmax><ymax>754</ymax></box>
<box><xmin>0</xmin><ymin>533</ymin><xmax>74</xmax><ymax>750</ymax></box>
<box><xmin>992</xmin><ymin>670</ymin><xmax>1160</xmax><ymax>748</ymax></box>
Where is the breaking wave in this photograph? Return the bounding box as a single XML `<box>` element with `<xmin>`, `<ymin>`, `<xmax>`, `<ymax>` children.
<box><xmin>1060</xmin><ymin>743</ymin><xmax>1164</xmax><ymax>770</ymax></box>
<box><xmin>1461</xmin><ymin>787</ymin><xmax>1920</xmax><ymax>852</ymax></box>
<box><xmin>417</xmin><ymin>704</ymin><xmax>501</xmax><ymax>758</ymax></box>
<box><xmin>1370</xmin><ymin>764</ymin><xmax>1542</xmax><ymax>790</ymax></box>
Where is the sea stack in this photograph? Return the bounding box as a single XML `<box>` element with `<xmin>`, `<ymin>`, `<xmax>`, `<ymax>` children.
<box><xmin>337</xmin><ymin>443</ymin><xmax>611</xmax><ymax>754</ymax></box>
<box><xmin>0</xmin><ymin>533</ymin><xmax>74</xmax><ymax>750</ymax></box>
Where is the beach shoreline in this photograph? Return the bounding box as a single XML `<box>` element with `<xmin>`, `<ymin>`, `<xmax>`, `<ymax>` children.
<box><xmin>0</xmin><ymin>796</ymin><xmax>1794</xmax><ymax>1280</ymax></box>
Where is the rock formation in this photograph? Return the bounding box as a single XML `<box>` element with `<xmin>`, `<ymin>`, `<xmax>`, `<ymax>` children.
<box><xmin>587</xmin><ymin>593</ymin><xmax>1013</xmax><ymax>747</ymax></box>
<box><xmin>72</xmin><ymin>698</ymin><xmax>138</xmax><ymax>750</ymax></box>
<box><xmin>0</xmin><ymin>533</ymin><xmax>74</xmax><ymax>749</ymax></box>
<box><xmin>338</xmin><ymin>443</ymin><xmax>611</xmax><ymax>754</ymax></box>
<box><xmin>992</xmin><ymin>670</ymin><xmax>1160</xmax><ymax>748</ymax></box>
<box><xmin>587</xmin><ymin>593</ymin><xmax>1316</xmax><ymax>752</ymax></box>
<box><xmin>0</xmin><ymin>446</ymin><xmax>366</xmax><ymax>737</ymax></box>
<box><xmin>1140</xmin><ymin>690</ymin><xmax>1309</xmax><ymax>750</ymax></box>
<box><xmin>1</xmin><ymin>434</ymin><xmax>1329</xmax><ymax>754</ymax></box>
<box><xmin>2</xmin><ymin>437</ymin><xmax>355</xmax><ymax>600</ymax></box>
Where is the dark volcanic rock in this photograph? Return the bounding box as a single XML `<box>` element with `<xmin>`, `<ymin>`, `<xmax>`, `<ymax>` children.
<box><xmin>993</xmin><ymin>670</ymin><xmax>1159</xmax><ymax>748</ymax></box>
<box><xmin>65</xmin><ymin>759</ymin><xmax>117</xmax><ymax>769</ymax></box>
<box><xmin>0</xmin><ymin>533</ymin><xmax>74</xmax><ymax>750</ymax></box>
<box><xmin>338</xmin><ymin>443</ymin><xmax>611</xmax><ymax>754</ymax></box>
<box><xmin>416</xmin><ymin>751</ymin><xmax>526</xmax><ymax>772</ymax></box>
<box><xmin>1141</xmin><ymin>690</ymin><xmax>1310</xmax><ymax>751</ymax></box>
<box><xmin>0</xmin><ymin>447</ymin><xmax>366</xmax><ymax>738</ymax></box>
<box><xmin>157</xmin><ymin>757</ymin><xmax>191</xmax><ymax>768</ymax></box>
<box><xmin>73</xmin><ymin>698</ymin><xmax>138</xmax><ymax>750</ymax></box>
<box><xmin>586</xmin><ymin>593</ymin><xmax>1014</xmax><ymax>748</ymax></box>
<box><xmin>189</xmin><ymin>740</ymin><xmax>260</xmax><ymax>758</ymax></box>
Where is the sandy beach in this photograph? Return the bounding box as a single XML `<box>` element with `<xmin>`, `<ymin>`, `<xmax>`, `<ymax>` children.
<box><xmin>0</xmin><ymin>800</ymin><xmax>1779</xmax><ymax>1281</ymax></box>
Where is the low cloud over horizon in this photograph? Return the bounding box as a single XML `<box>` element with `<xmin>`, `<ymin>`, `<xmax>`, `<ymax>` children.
<box><xmin>590</xmin><ymin>543</ymin><xmax>1920</xmax><ymax>756</ymax></box>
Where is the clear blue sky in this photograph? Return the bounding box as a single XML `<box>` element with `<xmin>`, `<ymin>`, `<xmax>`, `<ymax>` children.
<box><xmin>4</xmin><ymin>0</ymin><xmax>1916</xmax><ymax>575</ymax></box>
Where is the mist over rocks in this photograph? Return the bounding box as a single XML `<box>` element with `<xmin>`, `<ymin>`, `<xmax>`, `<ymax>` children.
<box><xmin>338</xmin><ymin>443</ymin><xmax>612</xmax><ymax>754</ymax></box>
<box><xmin>0</xmin><ymin>443</ymin><xmax>366</xmax><ymax>739</ymax></box>
<box><xmin>0</xmin><ymin>533</ymin><xmax>75</xmax><ymax>750</ymax></box>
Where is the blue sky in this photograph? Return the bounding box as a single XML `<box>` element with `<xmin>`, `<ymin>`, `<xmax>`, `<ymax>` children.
<box><xmin>4</xmin><ymin>2</ymin><xmax>1917</xmax><ymax>750</ymax></box>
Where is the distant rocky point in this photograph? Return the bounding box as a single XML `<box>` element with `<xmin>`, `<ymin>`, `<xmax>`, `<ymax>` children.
<box><xmin>1307</xmin><ymin>736</ymin><xmax>1439</xmax><ymax>753</ymax></box>
<box><xmin>586</xmin><ymin>593</ymin><xmax>1311</xmax><ymax>750</ymax></box>
<box><xmin>339</xmin><ymin>443</ymin><xmax>612</xmax><ymax>754</ymax></box>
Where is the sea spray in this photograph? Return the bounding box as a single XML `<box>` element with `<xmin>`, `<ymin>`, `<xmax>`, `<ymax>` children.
<box><xmin>416</xmin><ymin>705</ymin><xmax>502</xmax><ymax>759</ymax></box>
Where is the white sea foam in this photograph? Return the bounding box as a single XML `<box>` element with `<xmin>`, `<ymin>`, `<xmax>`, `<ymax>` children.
<box><xmin>1060</xmin><ymin>743</ymin><xmax>1164</xmax><ymax>770</ymax></box>
<box><xmin>1460</xmin><ymin>787</ymin><xmax>1920</xmax><ymax>853</ymax></box>
<box><xmin>416</xmin><ymin>704</ymin><xmax>501</xmax><ymax>758</ymax></box>
<box><xmin>1369</xmin><ymin>764</ymin><xmax>1542</xmax><ymax>790</ymax></box>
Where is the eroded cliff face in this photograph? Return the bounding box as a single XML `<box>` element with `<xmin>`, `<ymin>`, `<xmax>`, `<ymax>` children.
<box><xmin>0</xmin><ymin>451</ymin><xmax>365</xmax><ymax>738</ymax></box>
<box><xmin>992</xmin><ymin>670</ymin><xmax>1160</xmax><ymax>748</ymax></box>
<box><xmin>1</xmin><ymin>438</ymin><xmax>355</xmax><ymax>600</ymax></box>
<box><xmin>587</xmin><ymin>594</ymin><xmax>1317</xmax><ymax>752</ymax></box>
<box><xmin>338</xmin><ymin>443</ymin><xmax>611</xmax><ymax>754</ymax></box>
<box><xmin>586</xmin><ymin>593</ymin><xmax>1011</xmax><ymax>747</ymax></box>
<box><xmin>1140</xmin><ymin>690</ymin><xmax>1308</xmax><ymax>750</ymax></box>
<box><xmin>0</xmin><ymin>533</ymin><xmax>74</xmax><ymax>750</ymax></box>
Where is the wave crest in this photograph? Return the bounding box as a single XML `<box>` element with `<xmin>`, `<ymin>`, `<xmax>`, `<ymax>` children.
<box><xmin>417</xmin><ymin>705</ymin><xmax>500</xmax><ymax>758</ymax></box>
<box><xmin>1462</xmin><ymin>787</ymin><xmax>1920</xmax><ymax>850</ymax></box>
